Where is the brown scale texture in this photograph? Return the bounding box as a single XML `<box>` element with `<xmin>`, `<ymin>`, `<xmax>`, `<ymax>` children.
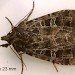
<box><xmin>16</xmin><ymin>10</ymin><xmax>75</xmax><ymax>65</ymax></box>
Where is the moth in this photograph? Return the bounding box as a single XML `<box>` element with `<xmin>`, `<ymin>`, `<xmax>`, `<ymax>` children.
<box><xmin>0</xmin><ymin>1</ymin><xmax>75</xmax><ymax>74</ymax></box>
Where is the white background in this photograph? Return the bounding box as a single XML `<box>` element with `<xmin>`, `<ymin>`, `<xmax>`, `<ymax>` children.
<box><xmin>0</xmin><ymin>0</ymin><xmax>75</xmax><ymax>75</ymax></box>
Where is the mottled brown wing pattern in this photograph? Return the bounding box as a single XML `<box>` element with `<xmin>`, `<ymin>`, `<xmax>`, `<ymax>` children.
<box><xmin>15</xmin><ymin>10</ymin><xmax>75</xmax><ymax>65</ymax></box>
<box><xmin>1</xmin><ymin>7</ymin><xmax>75</xmax><ymax>73</ymax></box>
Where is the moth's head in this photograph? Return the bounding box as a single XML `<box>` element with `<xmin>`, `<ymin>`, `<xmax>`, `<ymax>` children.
<box><xmin>1</xmin><ymin>32</ymin><xmax>13</xmax><ymax>42</ymax></box>
<box><xmin>0</xmin><ymin>17</ymin><xmax>16</xmax><ymax>46</ymax></box>
<box><xmin>0</xmin><ymin>26</ymin><xmax>15</xmax><ymax>47</ymax></box>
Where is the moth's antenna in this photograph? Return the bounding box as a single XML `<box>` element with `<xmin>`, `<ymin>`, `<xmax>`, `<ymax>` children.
<box><xmin>24</xmin><ymin>1</ymin><xmax>35</xmax><ymax>21</ymax></box>
<box><xmin>15</xmin><ymin>1</ymin><xmax>35</xmax><ymax>26</ymax></box>
<box><xmin>5</xmin><ymin>17</ymin><xmax>14</xmax><ymax>29</ymax></box>
<box><xmin>9</xmin><ymin>1</ymin><xmax>35</xmax><ymax>33</ymax></box>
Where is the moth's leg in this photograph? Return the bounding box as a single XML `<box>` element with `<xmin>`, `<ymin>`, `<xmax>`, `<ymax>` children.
<box><xmin>0</xmin><ymin>43</ymin><xmax>24</xmax><ymax>74</ymax></box>
<box><xmin>8</xmin><ymin>47</ymin><xmax>25</xmax><ymax>74</ymax></box>
<box><xmin>19</xmin><ymin>54</ymin><xmax>24</xmax><ymax>74</ymax></box>
<box><xmin>5</xmin><ymin>17</ymin><xmax>14</xmax><ymax>29</ymax></box>
<box><xmin>19</xmin><ymin>53</ymin><xmax>27</xmax><ymax>74</ymax></box>
<box><xmin>9</xmin><ymin>45</ymin><xmax>27</xmax><ymax>74</ymax></box>
<box><xmin>52</xmin><ymin>60</ymin><xmax>58</xmax><ymax>72</ymax></box>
